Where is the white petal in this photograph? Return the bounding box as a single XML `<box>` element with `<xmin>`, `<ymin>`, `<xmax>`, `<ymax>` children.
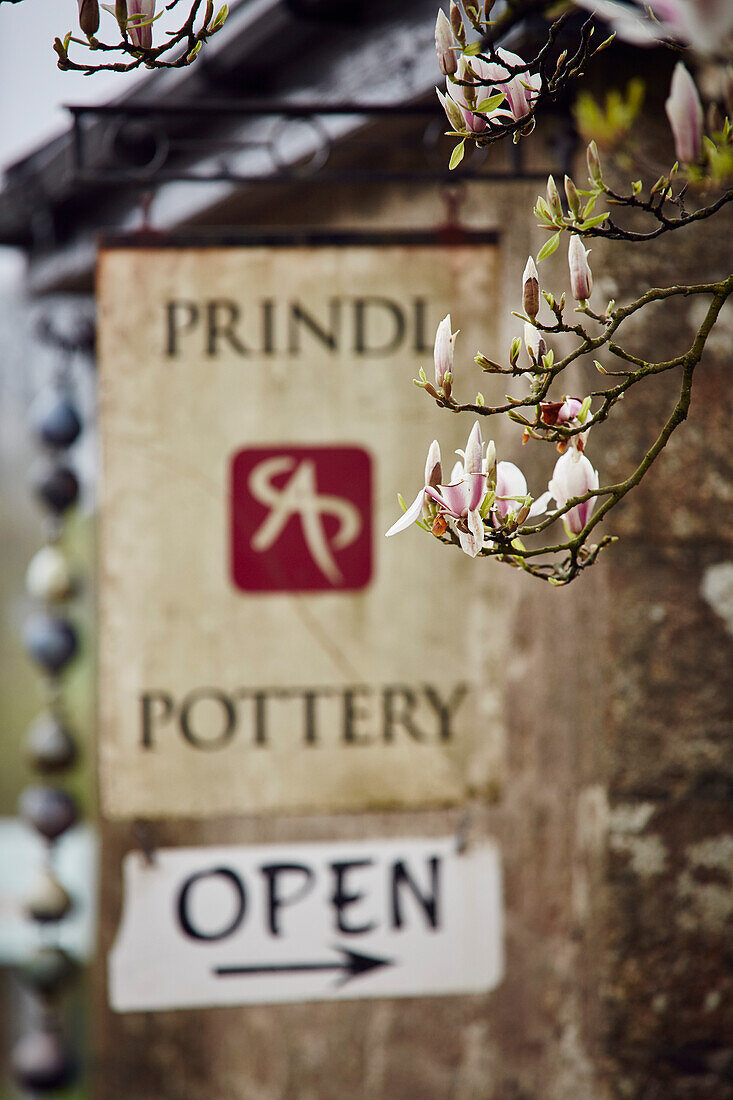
<box><xmin>529</xmin><ymin>490</ymin><xmax>552</xmax><ymax>517</ymax></box>
<box><xmin>385</xmin><ymin>488</ymin><xmax>426</xmax><ymax>537</ymax></box>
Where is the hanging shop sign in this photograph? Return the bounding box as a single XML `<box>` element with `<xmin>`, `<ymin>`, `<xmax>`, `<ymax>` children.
<box><xmin>109</xmin><ymin>835</ymin><xmax>503</xmax><ymax>1010</ymax></box>
<box><xmin>96</xmin><ymin>234</ymin><xmax>502</xmax><ymax>818</ymax></box>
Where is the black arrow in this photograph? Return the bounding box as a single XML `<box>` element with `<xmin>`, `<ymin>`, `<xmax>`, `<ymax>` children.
<box><xmin>214</xmin><ymin>945</ymin><xmax>393</xmax><ymax>986</ymax></box>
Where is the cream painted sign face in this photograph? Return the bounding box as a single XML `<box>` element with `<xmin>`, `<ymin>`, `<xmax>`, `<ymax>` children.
<box><xmin>97</xmin><ymin>240</ymin><xmax>503</xmax><ymax>818</ymax></box>
<box><xmin>109</xmin><ymin>837</ymin><xmax>504</xmax><ymax>1010</ymax></box>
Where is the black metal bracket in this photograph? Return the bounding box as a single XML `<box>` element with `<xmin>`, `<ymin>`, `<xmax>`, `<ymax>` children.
<box><xmin>65</xmin><ymin>100</ymin><xmax>568</xmax><ymax>188</ymax></box>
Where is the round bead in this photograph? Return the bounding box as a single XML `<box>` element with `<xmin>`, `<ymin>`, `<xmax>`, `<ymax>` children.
<box><xmin>11</xmin><ymin>1028</ymin><xmax>75</xmax><ymax>1091</ymax></box>
<box><xmin>23</xmin><ymin>868</ymin><xmax>73</xmax><ymax>923</ymax></box>
<box><xmin>26</xmin><ymin>545</ymin><xmax>74</xmax><ymax>602</ymax></box>
<box><xmin>17</xmin><ymin>946</ymin><xmax>76</xmax><ymax>995</ymax></box>
<box><xmin>23</xmin><ymin>614</ymin><xmax>78</xmax><ymax>674</ymax></box>
<box><xmin>30</xmin><ymin>461</ymin><xmax>80</xmax><ymax>514</ymax></box>
<box><xmin>24</xmin><ymin>713</ymin><xmax>78</xmax><ymax>772</ymax></box>
<box><xmin>30</xmin><ymin>392</ymin><xmax>82</xmax><ymax>449</ymax></box>
<box><xmin>19</xmin><ymin>786</ymin><xmax>78</xmax><ymax>841</ymax></box>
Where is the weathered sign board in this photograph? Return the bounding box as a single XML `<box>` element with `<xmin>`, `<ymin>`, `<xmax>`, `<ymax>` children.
<box><xmin>97</xmin><ymin>237</ymin><xmax>503</xmax><ymax>818</ymax></box>
<box><xmin>109</xmin><ymin>836</ymin><xmax>503</xmax><ymax>1010</ymax></box>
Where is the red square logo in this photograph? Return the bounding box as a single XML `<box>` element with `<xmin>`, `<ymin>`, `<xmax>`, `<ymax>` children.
<box><xmin>230</xmin><ymin>446</ymin><xmax>373</xmax><ymax>593</ymax></box>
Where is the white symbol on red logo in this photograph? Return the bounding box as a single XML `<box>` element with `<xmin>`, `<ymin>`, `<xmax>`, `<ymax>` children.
<box><xmin>230</xmin><ymin>446</ymin><xmax>372</xmax><ymax>594</ymax></box>
<box><xmin>247</xmin><ymin>456</ymin><xmax>362</xmax><ymax>585</ymax></box>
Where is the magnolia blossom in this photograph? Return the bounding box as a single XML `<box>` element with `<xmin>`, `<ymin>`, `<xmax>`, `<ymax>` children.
<box><xmin>568</xmin><ymin>234</ymin><xmax>593</xmax><ymax>302</ymax></box>
<box><xmin>665</xmin><ymin>62</ymin><xmax>703</xmax><ymax>165</ymax></box>
<box><xmin>438</xmin><ymin>50</ymin><xmax>541</xmax><ymax>135</ymax></box>
<box><xmin>540</xmin><ymin>397</ymin><xmax>591</xmax><ymax>453</ymax></box>
<box><xmin>434</xmin><ymin>314</ymin><xmax>458</xmax><ymax>389</ymax></box>
<box><xmin>387</xmin><ymin>424</ymin><xmax>490</xmax><ymax>557</ymax></box>
<box><xmin>387</xmin><ymin>426</ymin><xmax>548</xmax><ymax>556</ymax></box>
<box><xmin>435</xmin><ymin>10</ymin><xmax>458</xmax><ymax>76</ymax></box>
<box><xmin>574</xmin><ymin>0</ymin><xmax>733</xmax><ymax>57</ymax></box>
<box><xmin>540</xmin><ymin>398</ymin><xmax>583</xmax><ymax>426</ymax></box>
<box><xmin>482</xmin><ymin>49</ymin><xmax>542</xmax><ymax>124</ymax></box>
<box><xmin>547</xmin><ymin>451</ymin><xmax>599</xmax><ymax>535</ymax></box>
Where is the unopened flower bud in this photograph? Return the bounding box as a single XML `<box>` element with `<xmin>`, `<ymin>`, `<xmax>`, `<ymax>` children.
<box><xmin>524</xmin><ymin>322</ymin><xmax>547</xmax><ymax>365</ymax></box>
<box><xmin>586</xmin><ymin>140</ymin><xmax>603</xmax><ymax>186</ymax></box>
<box><xmin>665</xmin><ymin>61</ymin><xmax>703</xmax><ymax>165</ymax></box>
<box><xmin>434</xmin><ymin>314</ymin><xmax>458</xmax><ymax>389</ymax></box>
<box><xmin>78</xmin><ymin>0</ymin><xmax>100</xmax><ymax>34</ymax></box>
<box><xmin>450</xmin><ymin>1</ymin><xmax>466</xmax><ymax>46</ymax></box>
<box><xmin>436</xmin><ymin>88</ymin><xmax>465</xmax><ymax>132</ymax></box>
<box><xmin>424</xmin><ymin>439</ymin><xmax>442</xmax><ymax>489</ymax></box>
<box><xmin>546</xmin><ymin>174</ymin><xmax>563</xmax><ymax>220</ymax></box>
<box><xmin>564</xmin><ymin>175</ymin><xmax>581</xmax><ymax>217</ymax></box>
<box><xmin>568</xmin><ymin>234</ymin><xmax>593</xmax><ymax>301</ymax></box>
<box><xmin>435</xmin><ymin>10</ymin><xmax>457</xmax><ymax>76</ymax></box>
<box><xmin>522</xmin><ymin>256</ymin><xmax>540</xmax><ymax>320</ymax></box>
<box><xmin>548</xmin><ymin>451</ymin><xmax>599</xmax><ymax>536</ymax></box>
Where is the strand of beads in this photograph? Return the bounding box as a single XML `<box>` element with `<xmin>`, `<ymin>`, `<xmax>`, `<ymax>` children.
<box><xmin>12</xmin><ymin>346</ymin><xmax>84</xmax><ymax>1095</ymax></box>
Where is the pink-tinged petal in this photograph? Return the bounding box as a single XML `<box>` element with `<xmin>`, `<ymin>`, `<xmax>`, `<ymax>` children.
<box><xmin>465</xmin><ymin>471</ymin><xmax>487</xmax><ymax>512</ymax></box>
<box><xmin>464</xmin><ymin>421</ymin><xmax>483</xmax><ymax>475</ymax></box>
<box><xmin>665</xmin><ymin>62</ymin><xmax>703</xmax><ymax>165</ymax></box>
<box><xmin>495</xmin><ymin>461</ymin><xmax>528</xmax><ymax>518</ymax></box>
<box><xmin>437</xmin><ymin>480</ymin><xmax>471</xmax><ymax>517</ymax></box>
<box><xmin>437</xmin><ymin>472</ymin><xmax>486</xmax><ymax>517</ymax></box>
<box><xmin>385</xmin><ymin>488</ymin><xmax>427</xmax><ymax>536</ymax></box>
<box><xmin>457</xmin><ymin>508</ymin><xmax>485</xmax><ymax>557</ymax></box>
<box><xmin>559</xmin><ymin>398</ymin><xmax>583</xmax><ymax>423</ymax></box>
<box><xmin>568</xmin><ymin>234</ymin><xmax>593</xmax><ymax>301</ymax></box>
<box><xmin>434</xmin><ymin>315</ymin><xmax>455</xmax><ymax>388</ymax></box>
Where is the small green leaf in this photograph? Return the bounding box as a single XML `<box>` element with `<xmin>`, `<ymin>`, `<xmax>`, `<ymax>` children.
<box><xmin>397</xmin><ymin>493</ymin><xmax>408</xmax><ymax>513</ymax></box>
<box><xmin>631</xmin><ymin>179</ymin><xmax>642</xmax><ymax>195</ymax></box>
<box><xmin>582</xmin><ymin>194</ymin><xmax>598</xmax><ymax>219</ymax></box>
<box><xmin>462</xmin><ymin>41</ymin><xmax>482</xmax><ymax>56</ymax></box>
<box><xmin>210</xmin><ymin>3</ymin><xmax>228</xmax><ymax>30</ymax></box>
<box><xmin>578</xmin><ymin>211</ymin><xmax>609</xmax><ymax>229</ymax></box>
<box><xmin>537</xmin><ymin>231</ymin><xmax>561</xmax><ymax>262</ymax></box>
<box><xmin>475</xmin><ymin>92</ymin><xmax>506</xmax><ymax>113</ymax></box>
<box><xmin>449</xmin><ymin>140</ymin><xmax>466</xmax><ymax>171</ymax></box>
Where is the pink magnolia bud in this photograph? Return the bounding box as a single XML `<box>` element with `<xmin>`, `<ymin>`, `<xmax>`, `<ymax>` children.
<box><xmin>434</xmin><ymin>314</ymin><xmax>458</xmax><ymax>389</ymax></box>
<box><xmin>522</xmin><ymin>256</ymin><xmax>540</xmax><ymax>320</ymax></box>
<box><xmin>568</xmin><ymin>234</ymin><xmax>593</xmax><ymax>302</ymax></box>
<box><xmin>435</xmin><ymin>10</ymin><xmax>457</xmax><ymax>76</ymax></box>
<box><xmin>548</xmin><ymin>451</ymin><xmax>599</xmax><ymax>535</ymax></box>
<box><xmin>665</xmin><ymin>61</ymin><xmax>703</xmax><ymax>165</ymax></box>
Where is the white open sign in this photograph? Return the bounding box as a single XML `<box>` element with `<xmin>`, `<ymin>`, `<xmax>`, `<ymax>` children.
<box><xmin>109</xmin><ymin>836</ymin><xmax>504</xmax><ymax>1011</ymax></box>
